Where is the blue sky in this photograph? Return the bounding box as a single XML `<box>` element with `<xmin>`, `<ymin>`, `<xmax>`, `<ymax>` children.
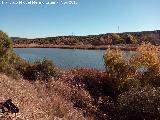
<box><xmin>0</xmin><ymin>0</ymin><xmax>160</xmax><ymax>38</ymax></box>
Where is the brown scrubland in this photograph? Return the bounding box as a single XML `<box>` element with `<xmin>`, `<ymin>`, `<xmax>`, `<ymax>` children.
<box><xmin>13</xmin><ymin>30</ymin><xmax>160</xmax><ymax>50</ymax></box>
<box><xmin>0</xmin><ymin>31</ymin><xmax>160</xmax><ymax>120</ymax></box>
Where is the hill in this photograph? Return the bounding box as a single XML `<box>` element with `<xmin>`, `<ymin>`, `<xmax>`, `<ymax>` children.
<box><xmin>12</xmin><ymin>30</ymin><xmax>160</xmax><ymax>48</ymax></box>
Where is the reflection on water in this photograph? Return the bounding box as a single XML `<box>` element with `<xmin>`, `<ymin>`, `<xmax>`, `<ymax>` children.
<box><xmin>14</xmin><ymin>48</ymin><xmax>135</xmax><ymax>70</ymax></box>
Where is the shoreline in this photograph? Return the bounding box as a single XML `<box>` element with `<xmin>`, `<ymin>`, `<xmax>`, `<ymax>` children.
<box><xmin>13</xmin><ymin>44</ymin><xmax>139</xmax><ymax>51</ymax></box>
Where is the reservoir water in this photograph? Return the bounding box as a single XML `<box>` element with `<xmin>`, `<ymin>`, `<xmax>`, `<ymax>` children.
<box><xmin>14</xmin><ymin>48</ymin><xmax>134</xmax><ymax>70</ymax></box>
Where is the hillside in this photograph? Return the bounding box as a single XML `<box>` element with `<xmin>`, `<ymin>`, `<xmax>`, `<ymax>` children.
<box><xmin>12</xmin><ymin>30</ymin><xmax>160</xmax><ymax>49</ymax></box>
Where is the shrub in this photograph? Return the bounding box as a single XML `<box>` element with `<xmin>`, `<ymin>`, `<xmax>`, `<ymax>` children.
<box><xmin>104</xmin><ymin>49</ymin><xmax>137</xmax><ymax>96</ymax></box>
<box><xmin>129</xmin><ymin>43</ymin><xmax>160</xmax><ymax>87</ymax></box>
<box><xmin>23</xmin><ymin>58</ymin><xmax>56</xmax><ymax>81</ymax></box>
<box><xmin>0</xmin><ymin>31</ymin><xmax>58</xmax><ymax>81</ymax></box>
<box><xmin>0</xmin><ymin>31</ymin><xmax>13</xmax><ymax>57</ymax></box>
<box><xmin>68</xmin><ymin>68</ymin><xmax>113</xmax><ymax>99</ymax></box>
<box><xmin>0</xmin><ymin>31</ymin><xmax>13</xmax><ymax>67</ymax></box>
<box><xmin>116</xmin><ymin>86</ymin><xmax>160</xmax><ymax>120</ymax></box>
<box><xmin>124</xmin><ymin>34</ymin><xmax>137</xmax><ymax>44</ymax></box>
<box><xmin>104</xmin><ymin>43</ymin><xmax>160</xmax><ymax>95</ymax></box>
<box><xmin>111</xmin><ymin>33</ymin><xmax>124</xmax><ymax>44</ymax></box>
<box><xmin>0</xmin><ymin>31</ymin><xmax>18</xmax><ymax>77</ymax></box>
<box><xmin>0</xmin><ymin>31</ymin><xmax>29</xmax><ymax>78</ymax></box>
<box><xmin>10</xmin><ymin>52</ymin><xmax>29</xmax><ymax>73</ymax></box>
<box><xmin>64</xmin><ymin>68</ymin><xmax>116</xmax><ymax>120</ymax></box>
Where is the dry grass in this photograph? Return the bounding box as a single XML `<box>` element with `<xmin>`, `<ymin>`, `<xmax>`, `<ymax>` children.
<box><xmin>0</xmin><ymin>74</ymin><xmax>87</xmax><ymax>120</ymax></box>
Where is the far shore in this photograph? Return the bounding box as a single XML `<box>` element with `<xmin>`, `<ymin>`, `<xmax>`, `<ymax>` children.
<box><xmin>13</xmin><ymin>44</ymin><xmax>139</xmax><ymax>51</ymax></box>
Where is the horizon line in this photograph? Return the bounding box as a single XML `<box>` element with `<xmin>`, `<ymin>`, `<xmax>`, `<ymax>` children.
<box><xmin>10</xmin><ymin>29</ymin><xmax>160</xmax><ymax>39</ymax></box>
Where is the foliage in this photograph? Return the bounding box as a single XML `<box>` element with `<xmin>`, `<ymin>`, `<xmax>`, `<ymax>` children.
<box><xmin>130</xmin><ymin>43</ymin><xmax>160</xmax><ymax>87</ymax></box>
<box><xmin>0</xmin><ymin>31</ymin><xmax>29</xmax><ymax>78</ymax></box>
<box><xmin>116</xmin><ymin>86</ymin><xmax>160</xmax><ymax>120</ymax></box>
<box><xmin>23</xmin><ymin>59</ymin><xmax>56</xmax><ymax>81</ymax></box>
<box><xmin>104</xmin><ymin>49</ymin><xmax>138</xmax><ymax>96</ymax></box>
<box><xmin>63</xmin><ymin>68</ymin><xmax>115</xmax><ymax>120</ymax></box>
<box><xmin>104</xmin><ymin>43</ymin><xmax>160</xmax><ymax>94</ymax></box>
<box><xmin>0</xmin><ymin>31</ymin><xmax>13</xmax><ymax>57</ymax></box>
<box><xmin>0</xmin><ymin>31</ymin><xmax>57</xmax><ymax>80</ymax></box>
<box><xmin>13</xmin><ymin>30</ymin><xmax>160</xmax><ymax>46</ymax></box>
<box><xmin>69</xmin><ymin>68</ymin><xmax>114</xmax><ymax>99</ymax></box>
<box><xmin>124</xmin><ymin>34</ymin><xmax>137</xmax><ymax>44</ymax></box>
<box><xmin>1</xmin><ymin>31</ymin><xmax>160</xmax><ymax>119</ymax></box>
<box><xmin>111</xmin><ymin>33</ymin><xmax>124</xmax><ymax>44</ymax></box>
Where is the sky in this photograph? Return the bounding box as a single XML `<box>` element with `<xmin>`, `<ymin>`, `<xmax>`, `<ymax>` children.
<box><xmin>0</xmin><ymin>0</ymin><xmax>160</xmax><ymax>38</ymax></box>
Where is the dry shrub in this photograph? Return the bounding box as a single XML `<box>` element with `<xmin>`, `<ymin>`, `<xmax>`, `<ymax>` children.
<box><xmin>130</xmin><ymin>43</ymin><xmax>160</xmax><ymax>87</ymax></box>
<box><xmin>123</xmin><ymin>34</ymin><xmax>137</xmax><ymax>44</ymax></box>
<box><xmin>0</xmin><ymin>74</ymin><xmax>87</xmax><ymax>120</ymax></box>
<box><xmin>49</xmin><ymin>75</ymin><xmax>93</xmax><ymax>117</ymax></box>
<box><xmin>104</xmin><ymin>49</ymin><xmax>137</xmax><ymax>96</ymax></box>
<box><xmin>111</xmin><ymin>33</ymin><xmax>124</xmax><ymax>44</ymax></box>
<box><xmin>102</xmin><ymin>43</ymin><xmax>160</xmax><ymax>120</ymax></box>
<box><xmin>116</xmin><ymin>86</ymin><xmax>160</xmax><ymax>120</ymax></box>
<box><xmin>23</xmin><ymin>59</ymin><xmax>57</xmax><ymax>81</ymax></box>
<box><xmin>68</xmin><ymin>68</ymin><xmax>114</xmax><ymax>99</ymax></box>
<box><xmin>59</xmin><ymin>68</ymin><xmax>115</xmax><ymax>120</ymax></box>
<box><xmin>33</xmin><ymin>80</ymin><xmax>86</xmax><ymax>120</ymax></box>
<box><xmin>104</xmin><ymin>43</ymin><xmax>160</xmax><ymax>95</ymax></box>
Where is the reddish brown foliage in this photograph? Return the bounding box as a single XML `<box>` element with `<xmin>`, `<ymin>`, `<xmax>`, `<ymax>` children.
<box><xmin>60</xmin><ymin>68</ymin><xmax>116</xmax><ymax>120</ymax></box>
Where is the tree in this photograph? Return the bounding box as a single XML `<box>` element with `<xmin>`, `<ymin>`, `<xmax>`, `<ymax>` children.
<box><xmin>0</xmin><ymin>31</ymin><xmax>13</xmax><ymax>57</ymax></box>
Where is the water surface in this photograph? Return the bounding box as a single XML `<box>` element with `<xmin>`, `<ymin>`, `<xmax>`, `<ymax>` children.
<box><xmin>14</xmin><ymin>48</ymin><xmax>134</xmax><ymax>70</ymax></box>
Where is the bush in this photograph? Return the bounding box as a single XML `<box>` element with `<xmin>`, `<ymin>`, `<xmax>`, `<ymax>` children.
<box><xmin>104</xmin><ymin>43</ymin><xmax>160</xmax><ymax>96</ymax></box>
<box><xmin>0</xmin><ymin>31</ymin><xmax>17</xmax><ymax>77</ymax></box>
<box><xmin>69</xmin><ymin>68</ymin><xmax>113</xmax><ymax>99</ymax></box>
<box><xmin>111</xmin><ymin>33</ymin><xmax>124</xmax><ymax>44</ymax></box>
<box><xmin>104</xmin><ymin>49</ymin><xmax>137</xmax><ymax>96</ymax></box>
<box><xmin>129</xmin><ymin>43</ymin><xmax>160</xmax><ymax>87</ymax></box>
<box><xmin>0</xmin><ymin>31</ymin><xmax>29</xmax><ymax>78</ymax></box>
<box><xmin>124</xmin><ymin>34</ymin><xmax>137</xmax><ymax>44</ymax></box>
<box><xmin>23</xmin><ymin>59</ymin><xmax>56</xmax><ymax>81</ymax></box>
<box><xmin>0</xmin><ymin>31</ymin><xmax>13</xmax><ymax>57</ymax></box>
<box><xmin>64</xmin><ymin>68</ymin><xmax>116</xmax><ymax>120</ymax></box>
<box><xmin>0</xmin><ymin>31</ymin><xmax>13</xmax><ymax>67</ymax></box>
<box><xmin>0</xmin><ymin>31</ymin><xmax>58</xmax><ymax>81</ymax></box>
<box><xmin>116</xmin><ymin>86</ymin><xmax>160</xmax><ymax>120</ymax></box>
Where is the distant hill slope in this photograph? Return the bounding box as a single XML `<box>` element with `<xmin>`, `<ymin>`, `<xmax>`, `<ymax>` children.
<box><xmin>12</xmin><ymin>30</ymin><xmax>160</xmax><ymax>46</ymax></box>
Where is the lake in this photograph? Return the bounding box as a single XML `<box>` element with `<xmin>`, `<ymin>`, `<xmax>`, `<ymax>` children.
<box><xmin>13</xmin><ymin>48</ymin><xmax>134</xmax><ymax>70</ymax></box>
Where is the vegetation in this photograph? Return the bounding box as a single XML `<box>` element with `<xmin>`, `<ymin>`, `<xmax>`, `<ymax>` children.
<box><xmin>103</xmin><ymin>43</ymin><xmax>160</xmax><ymax>119</ymax></box>
<box><xmin>0</xmin><ymin>31</ymin><xmax>26</xmax><ymax>78</ymax></box>
<box><xmin>0</xmin><ymin>31</ymin><xmax>160</xmax><ymax>120</ymax></box>
<box><xmin>13</xmin><ymin>30</ymin><xmax>160</xmax><ymax>46</ymax></box>
<box><xmin>116</xmin><ymin>86</ymin><xmax>160</xmax><ymax>120</ymax></box>
<box><xmin>0</xmin><ymin>31</ymin><xmax>57</xmax><ymax>80</ymax></box>
<box><xmin>23</xmin><ymin>59</ymin><xmax>56</xmax><ymax>81</ymax></box>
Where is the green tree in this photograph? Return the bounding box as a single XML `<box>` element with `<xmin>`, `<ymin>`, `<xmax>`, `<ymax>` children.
<box><xmin>0</xmin><ymin>31</ymin><xmax>13</xmax><ymax>58</ymax></box>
